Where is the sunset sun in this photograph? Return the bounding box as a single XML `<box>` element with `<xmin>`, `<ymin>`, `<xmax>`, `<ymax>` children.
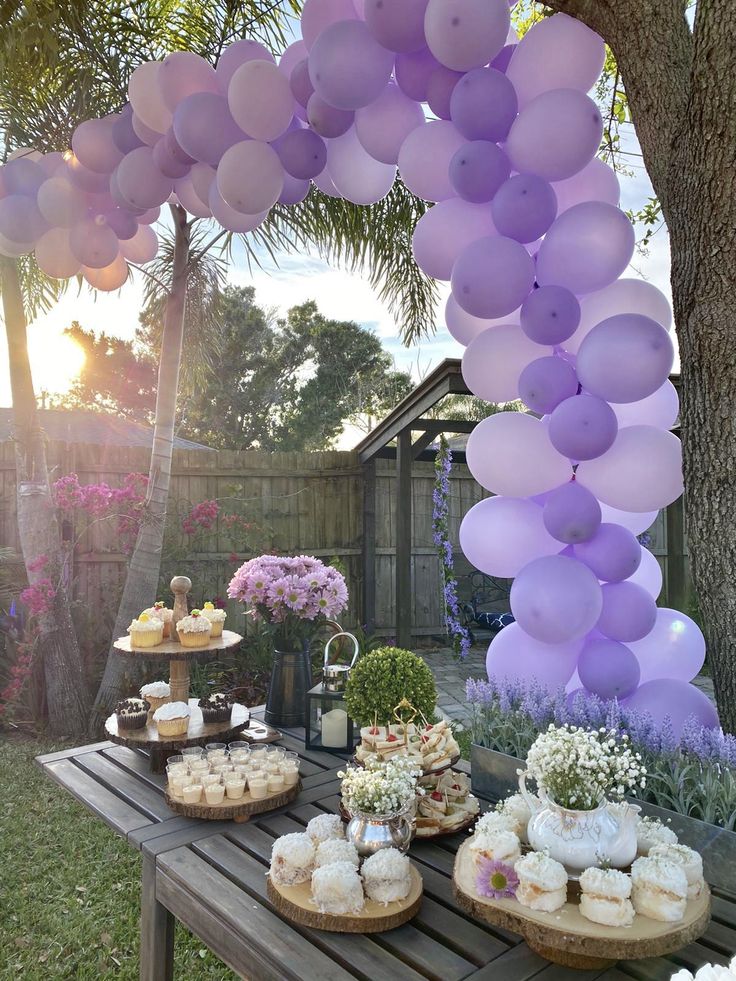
<box><xmin>28</xmin><ymin>331</ymin><xmax>86</xmax><ymax>397</ymax></box>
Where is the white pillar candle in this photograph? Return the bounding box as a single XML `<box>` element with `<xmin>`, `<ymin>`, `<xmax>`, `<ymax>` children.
<box><xmin>321</xmin><ymin>708</ymin><xmax>348</xmax><ymax>748</ymax></box>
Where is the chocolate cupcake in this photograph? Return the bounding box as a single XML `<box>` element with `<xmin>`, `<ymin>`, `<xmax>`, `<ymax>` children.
<box><xmin>115</xmin><ymin>697</ymin><xmax>150</xmax><ymax>729</ymax></box>
<box><xmin>198</xmin><ymin>692</ymin><xmax>233</xmax><ymax>723</ymax></box>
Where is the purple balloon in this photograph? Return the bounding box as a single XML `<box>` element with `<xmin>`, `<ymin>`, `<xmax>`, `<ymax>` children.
<box><xmin>278</xmin><ymin>173</ymin><xmax>311</xmax><ymax>205</ymax></box>
<box><xmin>518</xmin><ymin>356</ymin><xmax>578</xmax><ymax>414</ymax></box>
<box><xmin>308</xmin><ymin>21</ymin><xmax>394</xmax><ymax>111</ymax></box>
<box><xmin>629</xmin><ymin>609</ymin><xmax>706</xmax><ymax>685</ymax></box>
<box><xmin>355</xmin><ymin>82</ymin><xmax>425</xmax><ymax>165</ymax></box>
<box><xmin>450</xmin><ymin>67</ymin><xmax>518</xmax><ymax>142</ymax></box>
<box><xmin>487</xmin><ymin>622</ymin><xmax>582</xmax><ymax>691</ymax></box>
<box><xmin>301</xmin><ymin>0</ymin><xmax>358</xmax><ymax>50</ymax></box>
<box><xmin>625</xmin><ymin>680</ymin><xmax>718</xmax><ymax>738</ymax></box>
<box><xmin>71</xmin><ymin>117</ymin><xmax>123</xmax><ymax>175</ymax></box>
<box><xmin>395</xmin><ymin>47</ymin><xmax>440</xmax><ymax>102</ymax></box>
<box><xmin>0</xmin><ymin>194</ymin><xmax>47</xmax><ymax>244</ymax></box>
<box><xmin>69</xmin><ymin>216</ymin><xmax>119</xmax><ymax>269</ymax></box>
<box><xmin>115</xmin><ymin>147</ymin><xmax>173</xmax><ymax>209</ymax></box>
<box><xmin>491</xmin><ymin>43</ymin><xmax>516</xmax><ymax>73</ymax></box>
<box><xmin>449</xmin><ymin>141</ymin><xmax>510</xmax><ymax>203</ymax></box>
<box><xmin>451</xmin><ymin>235</ymin><xmax>535</xmax><ymax>318</ymax></box>
<box><xmin>426</xmin><ymin>66</ymin><xmax>463</xmax><ymax>119</ymax></box>
<box><xmin>424</xmin><ymin>0</ymin><xmax>510</xmax><ymax>72</ymax></box>
<box><xmin>543</xmin><ymin>480</ymin><xmax>601</xmax><ymax>544</ymax></box>
<box><xmin>511</xmin><ymin>554</ymin><xmax>602</xmax><ymax>643</ymax></box>
<box><xmin>549</xmin><ymin>394</ymin><xmax>619</xmax><ymax>461</ymax></box>
<box><xmin>412</xmin><ymin>199</ymin><xmax>495</xmax><ymax>281</ymax></box>
<box><xmin>492</xmin><ymin>173</ymin><xmax>557</xmax><ymax>243</ymax></box>
<box><xmin>574</xmin><ymin>522</ymin><xmax>641</xmax><ymax>582</ymax></box>
<box><xmin>173</xmin><ymin>93</ymin><xmax>242</xmax><ymax>166</ymax></box>
<box><xmin>103</xmin><ymin>207</ymin><xmax>138</xmax><ymax>240</ymax></box>
<box><xmin>152</xmin><ymin>137</ymin><xmax>190</xmax><ymax>179</ymax></box>
<box><xmin>112</xmin><ymin>105</ymin><xmax>144</xmax><ymax>155</ymax></box>
<box><xmin>4</xmin><ymin>157</ymin><xmax>45</xmax><ymax>195</ymax></box>
<box><xmin>626</xmin><ymin>545</ymin><xmax>663</xmax><ymax>599</ymax></box>
<box><xmin>576</xmin><ymin>314</ymin><xmax>675</xmax><ymax>404</ymax></box>
<box><xmin>165</xmin><ymin>127</ymin><xmax>196</xmax><ymax>165</ymax></box>
<box><xmin>275</xmin><ymin>128</ymin><xmax>327</xmax><ymax>179</ymax></box>
<box><xmin>578</xmin><ymin>637</ymin><xmax>640</xmax><ymax>699</ymax></box>
<box><xmin>459</xmin><ymin>496</ymin><xmax>561</xmax><ymax>578</ymax></box>
<box><xmin>218</xmin><ymin>38</ymin><xmax>276</xmax><ymax>91</ymax></box>
<box><xmin>398</xmin><ymin>120</ymin><xmax>465</xmax><ymax>201</ymax></box>
<box><xmin>597</xmin><ymin>581</ymin><xmax>657</xmax><ymax>642</ymax></box>
<box><xmin>306</xmin><ymin>94</ymin><xmax>354</xmax><ymax>138</ymax></box>
<box><xmin>364</xmin><ymin>0</ymin><xmax>428</xmax><ymax>53</ymax></box>
<box><xmin>520</xmin><ymin>285</ymin><xmax>580</xmax><ymax>345</ymax></box>
<box><xmin>289</xmin><ymin>59</ymin><xmax>315</xmax><ymax>107</ymax></box>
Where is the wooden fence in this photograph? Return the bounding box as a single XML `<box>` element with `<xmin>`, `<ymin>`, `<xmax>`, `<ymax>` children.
<box><xmin>0</xmin><ymin>440</ymin><xmax>688</xmax><ymax>640</ymax></box>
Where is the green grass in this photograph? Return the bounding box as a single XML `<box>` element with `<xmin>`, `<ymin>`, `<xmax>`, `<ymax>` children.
<box><xmin>0</xmin><ymin>737</ymin><xmax>238</xmax><ymax>980</ymax></box>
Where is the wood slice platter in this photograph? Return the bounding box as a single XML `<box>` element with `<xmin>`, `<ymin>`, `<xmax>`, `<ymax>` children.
<box><xmin>113</xmin><ymin>629</ymin><xmax>242</xmax><ymax>660</ymax></box>
<box><xmin>165</xmin><ymin>780</ymin><xmax>301</xmax><ymax>823</ymax></box>
<box><xmin>267</xmin><ymin>863</ymin><xmax>423</xmax><ymax>933</ymax></box>
<box><xmin>452</xmin><ymin>839</ymin><xmax>711</xmax><ymax>970</ymax></box>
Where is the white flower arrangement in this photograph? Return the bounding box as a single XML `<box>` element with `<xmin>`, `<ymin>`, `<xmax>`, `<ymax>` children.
<box><xmin>523</xmin><ymin>724</ymin><xmax>647</xmax><ymax>811</ymax></box>
<box><xmin>670</xmin><ymin>955</ymin><xmax>736</xmax><ymax>980</ymax></box>
<box><xmin>339</xmin><ymin>757</ymin><xmax>423</xmax><ymax>816</ymax></box>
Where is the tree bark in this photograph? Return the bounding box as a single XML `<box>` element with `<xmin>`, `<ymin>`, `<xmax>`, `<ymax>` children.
<box><xmin>1</xmin><ymin>256</ymin><xmax>88</xmax><ymax>736</ymax></box>
<box><xmin>90</xmin><ymin>205</ymin><xmax>191</xmax><ymax>732</ymax></box>
<box><xmin>544</xmin><ymin>0</ymin><xmax>736</xmax><ymax>730</ymax></box>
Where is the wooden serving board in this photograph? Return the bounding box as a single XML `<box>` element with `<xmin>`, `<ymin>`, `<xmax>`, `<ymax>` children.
<box><xmin>165</xmin><ymin>780</ymin><xmax>300</xmax><ymax>823</ymax></box>
<box><xmin>113</xmin><ymin>629</ymin><xmax>243</xmax><ymax>660</ymax></box>
<box><xmin>452</xmin><ymin>839</ymin><xmax>711</xmax><ymax>970</ymax></box>
<box><xmin>267</xmin><ymin>863</ymin><xmax>423</xmax><ymax>933</ymax></box>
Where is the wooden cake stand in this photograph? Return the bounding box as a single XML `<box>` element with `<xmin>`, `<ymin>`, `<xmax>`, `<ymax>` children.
<box><xmin>452</xmin><ymin>840</ymin><xmax>711</xmax><ymax>970</ymax></box>
<box><xmin>267</xmin><ymin>863</ymin><xmax>423</xmax><ymax>933</ymax></box>
<box><xmin>165</xmin><ymin>779</ymin><xmax>301</xmax><ymax>823</ymax></box>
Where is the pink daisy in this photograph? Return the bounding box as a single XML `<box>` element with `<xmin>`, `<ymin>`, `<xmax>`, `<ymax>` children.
<box><xmin>475</xmin><ymin>858</ymin><xmax>519</xmax><ymax>900</ymax></box>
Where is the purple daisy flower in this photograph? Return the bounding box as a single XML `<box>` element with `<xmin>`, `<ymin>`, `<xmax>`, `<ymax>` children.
<box><xmin>475</xmin><ymin>857</ymin><xmax>519</xmax><ymax>900</ymax></box>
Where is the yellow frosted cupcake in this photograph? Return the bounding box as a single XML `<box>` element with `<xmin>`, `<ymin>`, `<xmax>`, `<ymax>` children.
<box><xmin>176</xmin><ymin>610</ymin><xmax>212</xmax><ymax>648</ymax></box>
<box><xmin>129</xmin><ymin>612</ymin><xmax>164</xmax><ymax>648</ymax></box>
<box><xmin>201</xmin><ymin>601</ymin><xmax>227</xmax><ymax>638</ymax></box>
<box><xmin>153</xmin><ymin>700</ymin><xmax>191</xmax><ymax>737</ymax></box>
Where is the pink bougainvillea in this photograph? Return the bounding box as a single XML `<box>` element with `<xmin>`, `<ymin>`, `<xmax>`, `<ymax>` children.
<box><xmin>52</xmin><ymin>471</ymin><xmax>148</xmax><ymax>554</ymax></box>
<box><xmin>20</xmin><ymin>578</ymin><xmax>55</xmax><ymax>617</ymax></box>
<box><xmin>182</xmin><ymin>500</ymin><xmax>219</xmax><ymax>535</ymax></box>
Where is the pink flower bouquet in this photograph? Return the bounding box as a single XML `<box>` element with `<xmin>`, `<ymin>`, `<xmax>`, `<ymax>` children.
<box><xmin>227</xmin><ymin>554</ymin><xmax>348</xmax><ymax>647</ymax></box>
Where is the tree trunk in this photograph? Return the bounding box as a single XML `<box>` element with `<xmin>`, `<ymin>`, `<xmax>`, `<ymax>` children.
<box><xmin>544</xmin><ymin>0</ymin><xmax>736</xmax><ymax>730</ymax></box>
<box><xmin>0</xmin><ymin>256</ymin><xmax>88</xmax><ymax>736</ymax></box>
<box><xmin>90</xmin><ymin>206</ymin><xmax>191</xmax><ymax>732</ymax></box>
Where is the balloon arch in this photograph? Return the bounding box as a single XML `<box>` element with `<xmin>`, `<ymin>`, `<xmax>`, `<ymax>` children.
<box><xmin>0</xmin><ymin>0</ymin><xmax>717</xmax><ymax>734</ymax></box>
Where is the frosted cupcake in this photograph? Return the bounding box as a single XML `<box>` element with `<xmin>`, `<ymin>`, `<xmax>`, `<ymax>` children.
<box><xmin>631</xmin><ymin>855</ymin><xmax>688</xmax><ymax>921</ymax></box>
<box><xmin>314</xmin><ymin>838</ymin><xmax>360</xmax><ymax>871</ymax></box>
<box><xmin>198</xmin><ymin>692</ymin><xmax>233</xmax><ymax>723</ymax></box>
<box><xmin>515</xmin><ymin>852</ymin><xmax>568</xmax><ymax>913</ymax></box>
<box><xmin>140</xmin><ymin>681</ymin><xmax>170</xmax><ymax>715</ymax></box>
<box><xmin>128</xmin><ymin>612</ymin><xmax>164</xmax><ymax>648</ymax></box>
<box><xmin>311</xmin><ymin>862</ymin><xmax>365</xmax><ymax>915</ymax></box>
<box><xmin>176</xmin><ymin>609</ymin><xmax>212</xmax><ymax>648</ymax></box>
<box><xmin>636</xmin><ymin>816</ymin><xmax>678</xmax><ymax>856</ymax></box>
<box><xmin>153</xmin><ymin>700</ymin><xmax>191</xmax><ymax>737</ymax></box>
<box><xmin>306</xmin><ymin>813</ymin><xmax>345</xmax><ymax>846</ymax></box>
<box><xmin>649</xmin><ymin>843</ymin><xmax>704</xmax><ymax>899</ymax></box>
<box><xmin>579</xmin><ymin>867</ymin><xmax>635</xmax><ymax>927</ymax></box>
<box><xmin>115</xmin><ymin>697</ymin><xmax>150</xmax><ymax>730</ymax></box>
<box><xmin>362</xmin><ymin>848</ymin><xmax>412</xmax><ymax>905</ymax></box>
<box><xmin>201</xmin><ymin>601</ymin><xmax>227</xmax><ymax>638</ymax></box>
<box><xmin>142</xmin><ymin>601</ymin><xmax>174</xmax><ymax>639</ymax></box>
<box><xmin>270</xmin><ymin>833</ymin><xmax>315</xmax><ymax>886</ymax></box>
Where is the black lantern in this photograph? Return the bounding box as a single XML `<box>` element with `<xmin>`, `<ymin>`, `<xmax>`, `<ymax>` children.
<box><xmin>305</xmin><ymin>632</ymin><xmax>359</xmax><ymax>754</ymax></box>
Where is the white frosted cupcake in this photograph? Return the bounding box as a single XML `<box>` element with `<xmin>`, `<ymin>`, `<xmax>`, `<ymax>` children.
<box><xmin>469</xmin><ymin>829</ymin><xmax>521</xmax><ymax>869</ymax></box>
<box><xmin>176</xmin><ymin>610</ymin><xmax>212</xmax><ymax>648</ymax></box>
<box><xmin>474</xmin><ymin>810</ymin><xmax>519</xmax><ymax>838</ymax></box>
<box><xmin>579</xmin><ymin>867</ymin><xmax>635</xmax><ymax>927</ymax></box>
<box><xmin>361</xmin><ymin>848</ymin><xmax>412</xmax><ymax>905</ymax></box>
<box><xmin>515</xmin><ymin>852</ymin><xmax>568</xmax><ymax>912</ymax></box>
<box><xmin>142</xmin><ymin>602</ymin><xmax>174</xmax><ymax>639</ymax></box>
<box><xmin>140</xmin><ymin>681</ymin><xmax>170</xmax><ymax>714</ymax></box>
<box><xmin>306</xmin><ymin>813</ymin><xmax>345</xmax><ymax>846</ymax></box>
<box><xmin>201</xmin><ymin>602</ymin><xmax>227</xmax><ymax>638</ymax></box>
<box><xmin>631</xmin><ymin>856</ymin><xmax>688</xmax><ymax>921</ymax></box>
<box><xmin>636</xmin><ymin>816</ymin><xmax>678</xmax><ymax>855</ymax></box>
<box><xmin>496</xmin><ymin>793</ymin><xmax>534</xmax><ymax>844</ymax></box>
<box><xmin>311</xmin><ymin>862</ymin><xmax>365</xmax><ymax>915</ymax></box>
<box><xmin>153</xmin><ymin>700</ymin><xmax>191</xmax><ymax>737</ymax></box>
<box><xmin>314</xmin><ymin>838</ymin><xmax>360</xmax><ymax>870</ymax></box>
<box><xmin>128</xmin><ymin>612</ymin><xmax>164</xmax><ymax>648</ymax></box>
<box><xmin>648</xmin><ymin>843</ymin><xmax>704</xmax><ymax>899</ymax></box>
<box><xmin>270</xmin><ymin>833</ymin><xmax>315</xmax><ymax>886</ymax></box>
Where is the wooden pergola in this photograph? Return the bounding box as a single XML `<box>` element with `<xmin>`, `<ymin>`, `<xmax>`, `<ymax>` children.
<box><xmin>356</xmin><ymin>359</ymin><xmax>686</xmax><ymax>649</ymax></box>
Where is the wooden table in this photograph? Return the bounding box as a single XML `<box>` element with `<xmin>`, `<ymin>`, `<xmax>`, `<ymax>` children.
<box><xmin>37</xmin><ymin>720</ymin><xmax>736</xmax><ymax>981</ymax></box>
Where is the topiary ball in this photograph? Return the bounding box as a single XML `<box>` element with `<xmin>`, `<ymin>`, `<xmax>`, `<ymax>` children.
<box><xmin>344</xmin><ymin>646</ymin><xmax>438</xmax><ymax>726</ymax></box>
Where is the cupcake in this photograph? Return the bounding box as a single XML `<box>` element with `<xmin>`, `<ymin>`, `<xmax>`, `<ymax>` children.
<box><xmin>269</xmin><ymin>832</ymin><xmax>315</xmax><ymax>886</ymax></box>
<box><xmin>176</xmin><ymin>609</ymin><xmax>212</xmax><ymax>648</ymax></box>
<box><xmin>128</xmin><ymin>612</ymin><xmax>164</xmax><ymax>648</ymax></box>
<box><xmin>201</xmin><ymin>601</ymin><xmax>227</xmax><ymax>638</ymax></box>
<box><xmin>306</xmin><ymin>813</ymin><xmax>345</xmax><ymax>846</ymax></box>
<box><xmin>631</xmin><ymin>855</ymin><xmax>688</xmax><ymax>921</ymax></box>
<box><xmin>153</xmin><ymin>700</ymin><xmax>191</xmax><ymax>737</ymax></box>
<box><xmin>515</xmin><ymin>852</ymin><xmax>568</xmax><ymax>913</ymax></box>
<box><xmin>198</xmin><ymin>692</ymin><xmax>233</xmax><ymax>724</ymax></box>
<box><xmin>469</xmin><ymin>829</ymin><xmax>521</xmax><ymax>870</ymax></box>
<box><xmin>115</xmin><ymin>697</ymin><xmax>150</xmax><ymax>729</ymax></box>
<box><xmin>636</xmin><ymin>816</ymin><xmax>679</xmax><ymax>856</ymax></box>
<box><xmin>648</xmin><ymin>843</ymin><xmax>704</xmax><ymax>899</ymax></box>
<box><xmin>140</xmin><ymin>681</ymin><xmax>171</xmax><ymax>715</ymax></box>
<box><xmin>361</xmin><ymin>848</ymin><xmax>412</xmax><ymax>905</ymax></box>
<box><xmin>474</xmin><ymin>810</ymin><xmax>519</xmax><ymax>838</ymax></box>
<box><xmin>142</xmin><ymin>601</ymin><xmax>174</xmax><ymax>639</ymax></box>
<box><xmin>314</xmin><ymin>838</ymin><xmax>360</xmax><ymax>871</ymax></box>
<box><xmin>579</xmin><ymin>867</ymin><xmax>635</xmax><ymax>927</ymax></box>
<box><xmin>496</xmin><ymin>793</ymin><xmax>534</xmax><ymax>844</ymax></box>
<box><xmin>311</xmin><ymin>862</ymin><xmax>365</xmax><ymax>915</ymax></box>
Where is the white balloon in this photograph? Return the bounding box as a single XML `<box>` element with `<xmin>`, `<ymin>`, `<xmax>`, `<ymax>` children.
<box><xmin>35</xmin><ymin>228</ymin><xmax>82</xmax><ymax>278</ymax></box>
<box><xmin>128</xmin><ymin>62</ymin><xmax>172</xmax><ymax>134</ymax></box>
<box><xmin>326</xmin><ymin>127</ymin><xmax>396</xmax><ymax>205</ymax></box>
<box><xmin>463</xmin><ymin>325</ymin><xmax>550</xmax><ymax>402</ymax></box>
<box><xmin>119</xmin><ymin>225</ymin><xmax>158</xmax><ymax>264</ymax></box>
<box><xmin>83</xmin><ymin>254</ymin><xmax>130</xmax><ymax>291</ymax></box>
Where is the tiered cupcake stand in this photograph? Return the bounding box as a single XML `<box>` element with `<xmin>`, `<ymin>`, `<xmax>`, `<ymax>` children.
<box><xmin>105</xmin><ymin>575</ymin><xmax>270</xmax><ymax>773</ymax></box>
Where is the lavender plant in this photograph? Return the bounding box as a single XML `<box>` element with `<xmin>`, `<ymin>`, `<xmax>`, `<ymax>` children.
<box><xmin>432</xmin><ymin>435</ymin><xmax>471</xmax><ymax>660</ymax></box>
<box><xmin>466</xmin><ymin>677</ymin><xmax>736</xmax><ymax>830</ymax></box>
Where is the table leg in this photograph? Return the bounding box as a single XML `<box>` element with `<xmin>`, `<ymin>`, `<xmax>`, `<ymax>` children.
<box><xmin>140</xmin><ymin>854</ymin><xmax>174</xmax><ymax>981</ymax></box>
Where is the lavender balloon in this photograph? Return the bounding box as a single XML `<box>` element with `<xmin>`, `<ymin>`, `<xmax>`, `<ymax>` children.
<box><xmin>173</xmin><ymin>93</ymin><xmax>242</xmax><ymax>166</ymax></box>
<box><xmin>364</xmin><ymin>0</ymin><xmax>429</xmax><ymax>53</ymax></box>
<box><xmin>549</xmin><ymin>393</ymin><xmax>618</xmax><ymax>461</ymax></box>
<box><xmin>158</xmin><ymin>51</ymin><xmax>218</xmax><ymax>111</ymax></box>
<box><xmin>152</xmin><ymin>137</ymin><xmax>190</xmax><ymax>179</ymax></box>
<box><xmin>355</xmin><ymin>83</ymin><xmax>425</xmax><ymax>165</ymax></box>
<box><xmin>208</xmin><ymin>183</ymin><xmax>268</xmax><ymax>233</ymax></box>
<box><xmin>577</xmin><ymin>314</ymin><xmax>674</xmax><ymax>404</ymax></box>
<box><xmin>444</xmin><ymin>293</ymin><xmax>493</xmax><ymax>346</ymax></box>
<box><xmin>447</xmin><ymin>141</ymin><xmax>508</xmax><ymax>204</ymax></box>
<box><xmin>308</xmin><ymin>21</ymin><xmax>394</xmax><ymax>111</ymax></box>
<box><xmin>463</xmin><ymin>325</ymin><xmax>549</xmax><ymax>402</ymax></box>
<box><xmin>626</xmin><ymin>544</ymin><xmax>663</xmax><ymax>599</ymax></box>
<box><xmin>573</xmin><ymin>522</ymin><xmax>641</xmax><ymax>582</ymax></box>
<box><xmin>307</xmin><ymin>94</ymin><xmax>354</xmax><ymax>138</ymax></box>
<box><xmin>625</xmin><ymin>680</ymin><xmax>718</xmax><ymax>738</ymax></box>
<box><xmin>450</xmin><ymin>68</ymin><xmax>518</xmax><ymax>142</ymax></box>
<box><xmin>553</xmin><ymin>158</ymin><xmax>620</xmax><ymax>215</ymax></box>
<box><xmin>71</xmin><ymin>117</ymin><xmax>123</xmax><ymax>175</ymax></box>
<box><xmin>217</xmin><ymin>39</ymin><xmax>275</xmax><ymax>91</ymax></box>
<box><xmin>327</xmin><ymin>127</ymin><xmax>396</xmax><ymax>205</ymax></box>
<box><xmin>578</xmin><ymin>637</ymin><xmax>640</xmax><ymax>699</ymax></box>
<box><xmin>37</xmin><ymin>178</ymin><xmax>87</xmax><ymax>227</ymax></box>
<box><xmin>0</xmin><ymin>195</ymin><xmax>46</xmax><ymax>245</ymax></box>
<box><xmin>599</xmin><ymin>501</ymin><xmax>659</xmax><ymax>537</ymax></box>
<box><xmin>451</xmin><ymin>235</ymin><xmax>535</xmax><ymax>318</ymax></box>
<box><xmin>112</xmin><ymin>106</ymin><xmax>144</xmax><ymax>155</ymax></box>
<box><xmin>301</xmin><ymin>0</ymin><xmax>357</xmax><ymax>50</ymax></box>
<box><xmin>611</xmin><ymin>380</ymin><xmax>679</xmax><ymax>430</ymax></box>
<box><xmin>459</xmin><ymin>496</ymin><xmax>560</xmax><ymax>578</ymax></box>
<box><xmin>279</xmin><ymin>173</ymin><xmax>311</xmax><ymax>205</ymax></box>
<box><xmin>398</xmin><ymin>120</ymin><xmax>465</xmax><ymax>201</ymax></box>
<box><xmin>518</xmin><ymin>356</ymin><xmax>578</xmax><ymax>414</ymax></box>
<box><xmin>520</xmin><ymin>285</ymin><xmax>580</xmax><ymax>345</ymax></box>
<box><xmin>597</xmin><ymin>581</ymin><xmax>657</xmax><ymax>642</ymax></box>
<box><xmin>567</xmin><ymin>278</ymin><xmax>673</xmax><ymax>355</ymax></box>
<box><xmin>118</xmin><ymin>224</ymin><xmax>158</xmax><ymax>264</ymax></box>
<box><xmin>487</xmin><ymin>622</ymin><xmax>582</xmax><ymax>691</ymax></box>
<box><xmin>395</xmin><ymin>48</ymin><xmax>440</xmax><ymax>102</ymax></box>
<box><xmin>217</xmin><ymin>141</ymin><xmax>284</xmax><ymax>214</ymax></box>
<box><xmin>424</xmin><ymin>0</ymin><xmax>509</xmax><ymax>72</ymax></box>
<box><xmin>412</xmin><ymin>199</ymin><xmax>496</xmax><ymax>281</ymax></box>
<box><xmin>511</xmin><ymin>554</ymin><xmax>602</xmax><ymax>644</ymax></box>
<box><xmin>275</xmin><ymin>128</ymin><xmax>327</xmax><ymax>180</ymax></box>
<box><xmin>289</xmin><ymin>59</ymin><xmax>315</xmax><ymax>107</ymax></box>
<box><xmin>35</xmin><ymin>228</ymin><xmax>82</xmax><ymax>278</ymax></box>
<box><xmin>5</xmin><ymin>158</ymin><xmax>46</xmax><ymax>197</ymax></box>
<box><xmin>542</xmin><ymin>479</ymin><xmax>601</xmax><ymax>544</ymax></box>
<box><xmin>426</xmin><ymin>66</ymin><xmax>463</xmax><ymax>119</ymax></box>
<box><xmin>115</xmin><ymin>147</ymin><xmax>173</xmax><ymax>209</ymax></box>
<box><xmin>629</xmin><ymin>609</ymin><xmax>706</xmax><ymax>685</ymax></box>
<box><xmin>491</xmin><ymin>173</ymin><xmax>557</xmax><ymax>243</ymax></box>
<box><xmin>69</xmin><ymin>217</ymin><xmax>119</xmax><ymax>269</ymax></box>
